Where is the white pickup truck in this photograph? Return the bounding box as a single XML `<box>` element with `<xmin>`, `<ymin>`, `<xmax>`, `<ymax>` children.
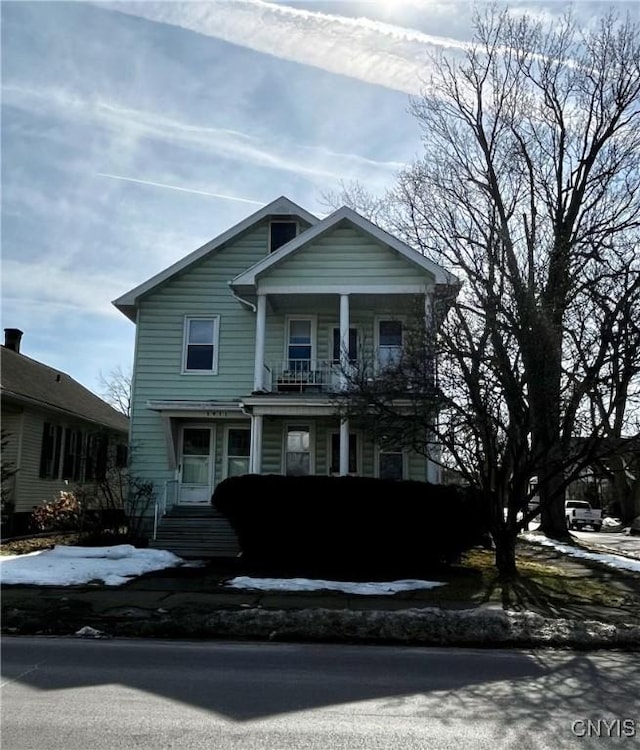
<box><xmin>565</xmin><ymin>500</ymin><xmax>603</xmax><ymax>532</ymax></box>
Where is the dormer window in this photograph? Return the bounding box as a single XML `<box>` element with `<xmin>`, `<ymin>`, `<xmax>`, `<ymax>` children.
<box><xmin>270</xmin><ymin>220</ymin><xmax>297</xmax><ymax>253</ymax></box>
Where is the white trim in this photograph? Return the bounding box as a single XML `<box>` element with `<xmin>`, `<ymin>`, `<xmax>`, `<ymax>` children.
<box><xmin>178</xmin><ymin>424</ymin><xmax>216</xmax><ymax>505</ymax></box>
<box><xmin>250</xmin><ymin>404</ymin><xmax>332</xmax><ymax>417</ymax></box>
<box><xmin>181</xmin><ymin>315</ymin><xmax>220</xmax><ymax>375</ymax></box>
<box><xmin>222</xmin><ymin>424</ymin><xmax>251</xmax><ymax>480</ymax></box>
<box><xmin>147</xmin><ymin>400</ymin><xmax>242</xmax><ymax>413</ymax></box>
<box><xmin>284</xmin><ymin>314</ymin><xmax>317</xmax><ymax>368</ymax></box>
<box><xmin>375</xmin><ymin>444</ymin><xmax>408</xmax><ymax>481</ymax></box>
<box><xmin>231</xmin><ymin>205</ymin><xmax>459</xmax><ymax>289</ymax></box>
<box><xmin>250</xmin><ymin>414</ymin><xmax>263</xmax><ymax>473</ymax></box>
<box><xmin>268</xmin><ymin>219</ymin><xmax>299</xmax><ymax>254</ymax></box>
<box><xmin>113</xmin><ymin>196</ymin><xmax>318</xmax><ymax>321</ymax></box>
<box><xmin>254</xmin><ymin>294</ymin><xmax>267</xmax><ymax>391</ymax></box>
<box><xmin>282</xmin><ymin>422</ymin><xmax>315</xmax><ymax>476</ymax></box>
<box><xmin>257</xmin><ymin>283</ymin><xmax>429</xmax><ymax>295</ymax></box>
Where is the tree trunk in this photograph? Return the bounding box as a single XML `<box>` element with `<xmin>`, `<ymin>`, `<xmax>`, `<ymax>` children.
<box><xmin>538</xmin><ymin>463</ymin><xmax>571</xmax><ymax>540</ymax></box>
<box><xmin>493</xmin><ymin>527</ymin><xmax>518</xmax><ymax>579</ymax></box>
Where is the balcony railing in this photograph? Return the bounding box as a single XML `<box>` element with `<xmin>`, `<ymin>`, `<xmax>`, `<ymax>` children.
<box><xmin>267</xmin><ymin>360</ymin><xmax>344</xmax><ymax>393</ymax></box>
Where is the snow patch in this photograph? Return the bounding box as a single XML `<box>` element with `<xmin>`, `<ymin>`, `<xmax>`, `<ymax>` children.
<box><xmin>0</xmin><ymin>545</ymin><xmax>185</xmax><ymax>586</ymax></box>
<box><xmin>226</xmin><ymin>576</ymin><xmax>444</xmax><ymax>595</ymax></box>
<box><xmin>521</xmin><ymin>534</ymin><xmax>640</xmax><ymax>573</ymax></box>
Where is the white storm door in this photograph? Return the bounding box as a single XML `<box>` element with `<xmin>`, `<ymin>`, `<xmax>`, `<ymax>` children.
<box><xmin>178</xmin><ymin>426</ymin><xmax>214</xmax><ymax>505</ymax></box>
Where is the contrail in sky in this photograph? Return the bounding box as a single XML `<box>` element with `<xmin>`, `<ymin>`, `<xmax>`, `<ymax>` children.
<box><xmin>104</xmin><ymin>0</ymin><xmax>470</xmax><ymax>94</ymax></box>
<box><xmin>97</xmin><ymin>173</ymin><xmax>265</xmax><ymax>205</ymax></box>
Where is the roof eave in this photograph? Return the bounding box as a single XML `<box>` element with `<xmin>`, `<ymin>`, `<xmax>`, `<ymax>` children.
<box><xmin>112</xmin><ymin>196</ymin><xmax>319</xmax><ymax>318</ymax></box>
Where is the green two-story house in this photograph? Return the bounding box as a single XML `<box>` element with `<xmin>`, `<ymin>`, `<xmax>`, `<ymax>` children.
<box><xmin>114</xmin><ymin>196</ymin><xmax>458</xmax><ymax>556</ymax></box>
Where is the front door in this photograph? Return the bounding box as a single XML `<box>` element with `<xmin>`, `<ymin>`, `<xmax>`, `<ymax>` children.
<box><xmin>178</xmin><ymin>426</ymin><xmax>214</xmax><ymax>505</ymax></box>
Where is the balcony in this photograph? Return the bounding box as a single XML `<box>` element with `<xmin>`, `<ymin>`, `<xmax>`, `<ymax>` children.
<box><xmin>264</xmin><ymin>360</ymin><xmax>344</xmax><ymax>394</ymax></box>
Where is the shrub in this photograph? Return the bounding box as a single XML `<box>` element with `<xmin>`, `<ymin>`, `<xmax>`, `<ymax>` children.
<box><xmin>31</xmin><ymin>491</ymin><xmax>84</xmax><ymax>533</ymax></box>
<box><xmin>213</xmin><ymin>475</ymin><xmax>490</xmax><ymax>575</ymax></box>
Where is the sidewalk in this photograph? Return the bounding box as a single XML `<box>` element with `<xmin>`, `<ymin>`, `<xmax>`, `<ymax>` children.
<box><xmin>3</xmin><ymin>541</ymin><xmax>640</xmax><ymax>648</ymax></box>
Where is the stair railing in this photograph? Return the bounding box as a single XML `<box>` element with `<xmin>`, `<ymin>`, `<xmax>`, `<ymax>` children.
<box><xmin>153</xmin><ymin>479</ymin><xmax>178</xmax><ymax>540</ymax></box>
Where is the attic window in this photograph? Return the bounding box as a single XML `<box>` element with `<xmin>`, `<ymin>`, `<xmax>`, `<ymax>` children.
<box><xmin>270</xmin><ymin>220</ymin><xmax>297</xmax><ymax>253</ymax></box>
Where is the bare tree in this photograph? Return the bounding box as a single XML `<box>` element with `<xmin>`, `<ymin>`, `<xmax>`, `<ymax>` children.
<box><xmin>329</xmin><ymin>8</ymin><xmax>640</xmax><ymax>575</ymax></box>
<box><xmin>98</xmin><ymin>366</ymin><xmax>132</xmax><ymax>418</ymax></box>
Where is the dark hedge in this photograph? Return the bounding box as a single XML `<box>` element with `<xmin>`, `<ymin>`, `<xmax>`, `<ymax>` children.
<box><xmin>212</xmin><ymin>475</ymin><xmax>490</xmax><ymax>576</ymax></box>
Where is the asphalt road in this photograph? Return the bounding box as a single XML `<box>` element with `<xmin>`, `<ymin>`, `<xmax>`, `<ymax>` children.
<box><xmin>2</xmin><ymin>638</ymin><xmax>639</xmax><ymax>750</ymax></box>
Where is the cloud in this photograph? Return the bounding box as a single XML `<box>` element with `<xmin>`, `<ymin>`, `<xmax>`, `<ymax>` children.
<box><xmin>2</xmin><ymin>259</ymin><xmax>131</xmax><ymax>321</ymax></box>
<box><xmin>102</xmin><ymin>0</ymin><xmax>470</xmax><ymax>94</ymax></box>
<box><xmin>3</xmin><ymin>83</ymin><xmax>403</xmax><ymax>185</ymax></box>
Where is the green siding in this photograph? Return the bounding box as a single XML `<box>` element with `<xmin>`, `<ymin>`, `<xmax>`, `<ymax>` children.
<box><xmin>258</xmin><ymin>418</ymin><xmax>426</xmax><ymax>482</ymax></box>
<box><xmin>130</xmin><ymin>224</ymin><xmax>272</xmax><ymax>489</ymax></box>
<box><xmin>262</xmin><ymin>226</ymin><xmax>434</xmax><ymax>288</ymax></box>
<box><xmin>128</xmin><ymin>220</ymin><xmax>431</xmax><ymax>500</ymax></box>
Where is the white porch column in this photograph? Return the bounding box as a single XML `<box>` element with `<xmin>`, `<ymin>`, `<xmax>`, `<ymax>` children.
<box><xmin>339</xmin><ymin>418</ymin><xmax>350</xmax><ymax>476</ymax></box>
<box><xmin>339</xmin><ymin>293</ymin><xmax>350</xmax><ymax>389</ymax></box>
<box><xmin>250</xmin><ymin>414</ymin><xmax>263</xmax><ymax>474</ymax></box>
<box><xmin>253</xmin><ymin>293</ymin><xmax>267</xmax><ymax>392</ymax></box>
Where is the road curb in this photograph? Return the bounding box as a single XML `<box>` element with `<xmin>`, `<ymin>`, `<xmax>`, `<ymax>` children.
<box><xmin>4</xmin><ymin>606</ymin><xmax>640</xmax><ymax>649</ymax></box>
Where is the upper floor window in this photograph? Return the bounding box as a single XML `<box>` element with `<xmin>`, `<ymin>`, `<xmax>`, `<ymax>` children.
<box><xmin>183</xmin><ymin>317</ymin><xmax>219</xmax><ymax>373</ymax></box>
<box><xmin>378</xmin><ymin>319</ymin><xmax>403</xmax><ymax>368</ymax></box>
<box><xmin>270</xmin><ymin>220</ymin><xmax>297</xmax><ymax>253</ymax></box>
<box><xmin>287</xmin><ymin>318</ymin><xmax>313</xmax><ymax>372</ymax></box>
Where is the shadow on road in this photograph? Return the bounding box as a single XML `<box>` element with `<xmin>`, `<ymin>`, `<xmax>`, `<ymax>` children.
<box><xmin>2</xmin><ymin>638</ymin><xmax>637</xmax><ymax>725</ymax></box>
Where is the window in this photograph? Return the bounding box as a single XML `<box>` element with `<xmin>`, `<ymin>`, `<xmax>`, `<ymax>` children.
<box><xmin>332</xmin><ymin>327</ymin><xmax>358</xmax><ymax>364</ymax></box>
<box><xmin>183</xmin><ymin>317</ymin><xmax>219</xmax><ymax>373</ymax></box>
<box><xmin>39</xmin><ymin>422</ymin><xmax>62</xmax><ymax>479</ymax></box>
<box><xmin>378</xmin><ymin>319</ymin><xmax>403</xmax><ymax>367</ymax></box>
<box><xmin>270</xmin><ymin>220</ymin><xmax>297</xmax><ymax>253</ymax></box>
<box><xmin>115</xmin><ymin>443</ymin><xmax>129</xmax><ymax>469</ymax></box>
<box><xmin>285</xmin><ymin>426</ymin><xmax>311</xmax><ymax>476</ymax></box>
<box><xmin>330</xmin><ymin>433</ymin><xmax>358</xmax><ymax>474</ymax></box>
<box><xmin>85</xmin><ymin>433</ymin><xmax>108</xmax><ymax>482</ymax></box>
<box><xmin>378</xmin><ymin>448</ymin><xmax>404</xmax><ymax>481</ymax></box>
<box><xmin>62</xmin><ymin>429</ymin><xmax>83</xmax><ymax>481</ymax></box>
<box><xmin>287</xmin><ymin>318</ymin><xmax>312</xmax><ymax>372</ymax></box>
<box><xmin>226</xmin><ymin>428</ymin><xmax>250</xmax><ymax>477</ymax></box>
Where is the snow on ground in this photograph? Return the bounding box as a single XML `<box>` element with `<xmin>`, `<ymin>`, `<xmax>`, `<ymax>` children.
<box><xmin>226</xmin><ymin>577</ymin><xmax>445</xmax><ymax>595</ymax></box>
<box><xmin>0</xmin><ymin>545</ymin><xmax>185</xmax><ymax>586</ymax></box>
<box><xmin>521</xmin><ymin>533</ymin><xmax>640</xmax><ymax>573</ymax></box>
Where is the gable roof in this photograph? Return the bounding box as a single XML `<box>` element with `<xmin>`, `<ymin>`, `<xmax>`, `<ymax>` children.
<box><xmin>231</xmin><ymin>205</ymin><xmax>459</xmax><ymax>289</ymax></box>
<box><xmin>1</xmin><ymin>346</ymin><xmax>129</xmax><ymax>433</ymax></box>
<box><xmin>113</xmin><ymin>196</ymin><xmax>318</xmax><ymax>321</ymax></box>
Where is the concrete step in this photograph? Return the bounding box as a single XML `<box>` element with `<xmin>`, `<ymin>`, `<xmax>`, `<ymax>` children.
<box><xmin>164</xmin><ymin>506</ymin><xmax>219</xmax><ymax>518</ymax></box>
<box><xmin>152</xmin><ymin>513</ymin><xmax>240</xmax><ymax>557</ymax></box>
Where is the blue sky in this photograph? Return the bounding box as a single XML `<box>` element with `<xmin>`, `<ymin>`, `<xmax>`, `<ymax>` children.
<box><xmin>1</xmin><ymin>0</ymin><xmax>629</xmax><ymax>399</ymax></box>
